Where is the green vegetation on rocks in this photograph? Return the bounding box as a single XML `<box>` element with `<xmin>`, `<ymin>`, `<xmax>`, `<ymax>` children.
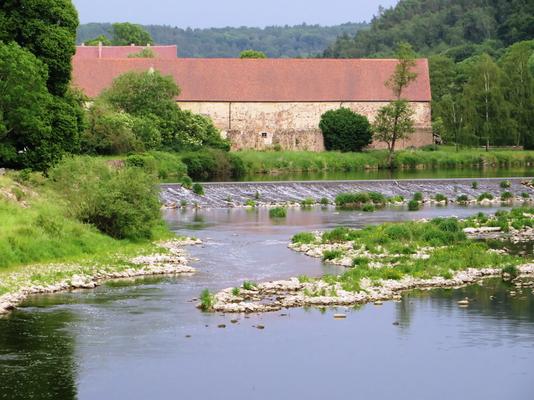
<box><xmin>269</xmin><ymin>207</ymin><xmax>287</xmax><ymax>218</ymax></box>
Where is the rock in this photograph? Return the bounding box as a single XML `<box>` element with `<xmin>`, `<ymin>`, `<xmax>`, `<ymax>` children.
<box><xmin>230</xmin><ymin>319</ymin><xmax>238</xmax><ymax>324</ymax></box>
<box><xmin>256</xmin><ymin>325</ymin><xmax>265</xmax><ymax>330</ymax></box>
<box><xmin>333</xmin><ymin>313</ymin><xmax>346</xmax><ymax>319</ymax></box>
<box><xmin>457</xmin><ymin>298</ymin><xmax>469</xmax><ymax>306</ymax></box>
<box><xmin>392</xmin><ymin>321</ymin><xmax>400</xmax><ymax>326</ymax></box>
<box><xmin>217</xmin><ymin>324</ymin><xmax>226</xmax><ymax>328</ymax></box>
<box><xmin>374</xmin><ymin>300</ymin><xmax>383</xmax><ymax>305</ymax></box>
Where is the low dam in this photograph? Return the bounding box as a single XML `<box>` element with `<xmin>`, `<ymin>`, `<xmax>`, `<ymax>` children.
<box><xmin>161</xmin><ymin>177</ymin><xmax>533</xmax><ymax>208</ymax></box>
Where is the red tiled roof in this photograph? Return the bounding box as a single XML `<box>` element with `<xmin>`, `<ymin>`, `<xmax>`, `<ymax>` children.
<box><xmin>74</xmin><ymin>45</ymin><xmax>177</xmax><ymax>59</ymax></box>
<box><xmin>72</xmin><ymin>58</ymin><xmax>431</xmax><ymax>102</ymax></box>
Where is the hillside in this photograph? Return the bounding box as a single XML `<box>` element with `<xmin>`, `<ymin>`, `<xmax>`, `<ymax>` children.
<box><xmin>77</xmin><ymin>22</ymin><xmax>368</xmax><ymax>58</ymax></box>
<box><xmin>324</xmin><ymin>0</ymin><xmax>533</xmax><ymax>59</ymax></box>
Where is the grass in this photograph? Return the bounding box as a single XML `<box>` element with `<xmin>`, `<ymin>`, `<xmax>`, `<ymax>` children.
<box><xmin>456</xmin><ymin>194</ymin><xmax>469</xmax><ymax>203</ymax></box>
<box><xmin>477</xmin><ymin>192</ymin><xmax>494</xmax><ymax>201</ymax></box>
<box><xmin>292</xmin><ymin>232</ymin><xmax>316</xmax><ymax>244</ymax></box>
<box><xmin>0</xmin><ymin>172</ymin><xmax>174</xmax><ymax>297</ymax></box>
<box><xmin>245</xmin><ymin>199</ymin><xmax>256</xmax><ymax>207</ymax></box>
<box><xmin>413</xmin><ymin>192</ymin><xmax>423</xmax><ymax>202</ymax></box>
<box><xmin>301</xmin><ymin>198</ymin><xmax>315</xmax><ymax>207</ymax></box>
<box><xmin>320</xmin><ymin>197</ymin><xmax>330</xmax><ymax>206</ymax></box>
<box><xmin>200</xmin><ymin>289</ymin><xmax>215</xmax><ymax>311</ymax></box>
<box><xmin>269</xmin><ymin>207</ymin><xmax>287</xmax><ymax>218</ymax></box>
<box><xmin>408</xmin><ymin>199</ymin><xmax>421</xmax><ymax>211</ymax></box>
<box><xmin>291</xmin><ymin>209</ymin><xmax>533</xmax><ymax>293</ymax></box>
<box><xmin>232</xmin><ymin>148</ymin><xmax>534</xmax><ymax>175</ymax></box>
<box><xmin>192</xmin><ymin>183</ymin><xmax>205</xmax><ymax>195</ymax></box>
<box><xmin>434</xmin><ymin>193</ymin><xmax>448</xmax><ymax>203</ymax></box>
<box><xmin>501</xmin><ymin>191</ymin><xmax>513</xmax><ymax>201</ymax></box>
<box><xmin>242</xmin><ymin>281</ymin><xmax>257</xmax><ymax>290</ymax></box>
<box><xmin>335</xmin><ymin>191</ymin><xmax>386</xmax><ymax>210</ymax></box>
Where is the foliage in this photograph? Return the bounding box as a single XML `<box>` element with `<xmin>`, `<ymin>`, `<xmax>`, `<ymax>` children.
<box><xmin>180</xmin><ymin>175</ymin><xmax>193</xmax><ymax>189</ymax></box>
<box><xmin>408</xmin><ymin>199</ymin><xmax>421</xmax><ymax>211</ymax></box>
<box><xmin>322</xmin><ymin>249</ymin><xmax>344</xmax><ymax>261</ymax></box>
<box><xmin>240</xmin><ymin>49</ymin><xmax>267</xmax><ymax>58</ymax></box>
<box><xmin>319</xmin><ymin>108</ymin><xmax>372</xmax><ymax>152</ymax></box>
<box><xmin>77</xmin><ymin>22</ymin><xmax>369</xmax><ymax>58</ymax></box>
<box><xmin>477</xmin><ymin>192</ymin><xmax>494</xmax><ymax>201</ymax></box>
<box><xmin>192</xmin><ymin>183</ymin><xmax>205</xmax><ymax>196</ymax></box>
<box><xmin>335</xmin><ymin>192</ymin><xmax>386</xmax><ymax>209</ymax></box>
<box><xmin>500</xmin><ymin>180</ymin><xmax>511</xmax><ymax>189</ymax></box>
<box><xmin>199</xmin><ymin>289</ymin><xmax>215</xmax><ymax>311</ymax></box>
<box><xmin>292</xmin><ymin>232</ymin><xmax>316</xmax><ymax>244</ymax></box>
<box><xmin>320</xmin><ymin>197</ymin><xmax>330</xmax><ymax>205</ymax></box>
<box><xmin>434</xmin><ymin>194</ymin><xmax>448</xmax><ymax>203</ymax></box>
<box><xmin>111</xmin><ymin>22</ymin><xmax>153</xmax><ymax>46</ymax></box>
<box><xmin>48</xmin><ymin>157</ymin><xmax>161</xmax><ymax>239</ymax></box>
<box><xmin>242</xmin><ymin>281</ymin><xmax>257</xmax><ymax>290</ymax></box>
<box><xmin>84</xmin><ymin>34</ymin><xmax>112</xmax><ymax>46</ymax></box>
<box><xmin>0</xmin><ymin>42</ymin><xmax>83</xmax><ymax>170</ymax></box>
<box><xmin>181</xmin><ymin>149</ymin><xmax>244</xmax><ymax>181</ymax></box>
<box><xmin>269</xmin><ymin>207</ymin><xmax>287</xmax><ymax>218</ymax></box>
<box><xmin>500</xmin><ymin>191</ymin><xmax>513</xmax><ymax>201</ymax></box>
<box><xmin>1</xmin><ymin>0</ymin><xmax>79</xmax><ymax>96</ymax></box>
<box><xmin>456</xmin><ymin>194</ymin><xmax>469</xmax><ymax>203</ymax></box>
<box><xmin>127</xmin><ymin>48</ymin><xmax>155</xmax><ymax>58</ymax></box>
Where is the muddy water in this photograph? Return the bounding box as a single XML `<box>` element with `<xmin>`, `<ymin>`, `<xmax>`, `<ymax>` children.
<box><xmin>0</xmin><ymin>206</ymin><xmax>533</xmax><ymax>400</ymax></box>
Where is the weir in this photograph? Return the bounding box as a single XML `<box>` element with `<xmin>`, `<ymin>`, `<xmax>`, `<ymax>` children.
<box><xmin>160</xmin><ymin>177</ymin><xmax>533</xmax><ymax>208</ymax></box>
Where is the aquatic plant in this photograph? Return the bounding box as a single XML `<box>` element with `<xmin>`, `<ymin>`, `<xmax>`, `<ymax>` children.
<box><xmin>180</xmin><ymin>200</ymin><xmax>187</xmax><ymax>207</ymax></box>
<box><xmin>456</xmin><ymin>194</ymin><xmax>469</xmax><ymax>204</ymax></box>
<box><xmin>180</xmin><ymin>175</ymin><xmax>193</xmax><ymax>189</ymax></box>
<box><xmin>521</xmin><ymin>192</ymin><xmax>530</xmax><ymax>199</ymax></box>
<box><xmin>245</xmin><ymin>199</ymin><xmax>256</xmax><ymax>207</ymax></box>
<box><xmin>242</xmin><ymin>281</ymin><xmax>257</xmax><ymax>290</ymax></box>
<box><xmin>269</xmin><ymin>207</ymin><xmax>287</xmax><ymax>218</ymax></box>
<box><xmin>434</xmin><ymin>193</ymin><xmax>448</xmax><ymax>203</ymax></box>
<box><xmin>192</xmin><ymin>183</ymin><xmax>205</xmax><ymax>196</ymax></box>
<box><xmin>502</xmin><ymin>265</ymin><xmax>519</xmax><ymax>279</ymax></box>
<box><xmin>500</xmin><ymin>180</ymin><xmax>511</xmax><ymax>189</ymax></box>
<box><xmin>231</xmin><ymin>287</ymin><xmax>240</xmax><ymax>296</ymax></box>
<box><xmin>361</xmin><ymin>204</ymin><xmax>375</xmax><ymax>212</ymax></box>
<box><xmin>320</xmin><ymin>197</ymin><xmax>330</xmax><ymax>205</ymax></box>
<box><xmin>408</xmin><ymin>199</ymin><xmax>420</xmax><ymax>211</ymax></box>
<box><xmin>301</xmin><ymin>198</ymin><xmax>315</xmax><ymax>207</ymax></box>
<box><xmin>413</xmin><ymin>192</ymin><xmax>423</xmax><ymax>202</ymax></box>
<box><xmin>501</xmin><ymin>191</ymin><xmax>513</xmax><ymax>201</ymax></box>
<box><xmin>472</xmin><ymin>181</ymin><xmax>479</xmax><ymax>189</ymax></box>
<box><xmin>477</xmin><ymin>192</ymin><xmax>494</xmax><ymax>201</ymax></box>
<box><xmin>388</xmin><ymin>195</ymin><xmax>405</xmax><ymax>203</ymax></box>
<box><xmin>199</xmin><ymin>289</ymin><xmax>215</xmax><ymax>311</ymax></box>
<box><xmin>322</xmin><ymin>249</ymin><xmax>344</xmax><ymax>261</ymax></box>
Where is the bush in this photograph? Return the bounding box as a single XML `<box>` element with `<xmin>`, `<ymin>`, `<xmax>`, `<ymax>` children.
<box><xmin>192</xmin><ymin>183</ymin><xmax>205</xmax><ymax>195</ymax></box>
<box><xmin>320</xmin><ymin>197</ymin><xmax>330</xmax><ymax>205</ymax></box>
<box><xmin>500</xmin><ymin>180</ymin><xmax>511</xmax><ymax>189</ymax></box>
<box><xmin>472</xmin><ymin>181</ymin><xmax>479</xmax><ymax>189</ymax></box>
<box><xmin>199</xmin><ymin>289</ymin><xmax>214</xmax><ymax>311</ymax></box>
<box><xmin>434</xmin><ymin>193</ymin><xmax>448</xmax><ymax>203</ymax></box>
<box><xmin>521</xmin><ymin>192</ymin><xmax>530</xmax><ymax>199</ymax></box>
<box><xmin>301</xmin><ymin>198</ymin><xmax>315</xmax><ymax>207</ymax></box>
<box><xmin>501</xmin><ymin>191</ymin><xmax>513</xmax><ymax>201</ymax></box>
<box><xmin>181</xmin><ymin>175</ymin><xmax>193</xmax><ymax>189</ymax></box>
<box><xmin>362</xmin><ymin>204</ymin><xmax>375</xmax><ymax>212</ymax></box>
<box><xmin>413</xmin><ymin>192</ymin><xmax>423</xmax><ymax>201</ymax></box>
<box><xmin>477</xmin><ymin>192</ymin><xmax>494</xmax><ymax>201</ymax></box>
<box><xmin>319</xmin><ymin>108</ymin><xmax>372</xmax><ymax>152</ymax></box>
<box><xmin>245</xmin><ymin>199</ymin><xmax>256</xmax><ymax>207</ymax></box>
<box><xmin>181</xmin><ymin>149</ymin><xmax>244</xmax><ymax>181</ymax></box>
<box><xmin>49</xmin><ymin>157</ymin><xmax>161</xmax><ymax>240</ymax></box>
<box><xmin>323</xmin><ymin>249</ymin><xmax>344</xmax><ymax>261</ymax></box>
<box><xmin>408</xmin><ymin>199</ymin><xmax>420</xmax><ymax>211</ymax></box>
<box><xmin>456</xmin><ymin>194</ymin><xmax>469</xmax><ymax>203</ymax></box>
<box><xmin>242</xmin><ymin>281</ymin><xmax>257</xmax><ymax>290</ymax></box>
<box><xmin>125</xmin><ymin>154</ymin><xmax>157</xmax><ymax>175</ymax></box>
<box><xmin>269</xmin><ymin>207</ymin><xmax>287</xmax><ymax>218</ymax></box>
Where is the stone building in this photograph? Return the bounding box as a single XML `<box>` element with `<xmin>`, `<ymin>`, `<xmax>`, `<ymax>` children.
<box><xmin>72</xmin><ymin>47</ymin><xmax>432</xmax><ymax>151</ymax></box>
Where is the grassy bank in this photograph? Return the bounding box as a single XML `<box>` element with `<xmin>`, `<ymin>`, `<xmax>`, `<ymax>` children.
<box><xmin>233</xmin><ymin>148</ymin><xmax>534</xmax><ymax>175</ymax></box>
<box><xmin>291</xmin><ymin>207</ymin><xmax>533</xmax><ymax>292</ymax></box>
<box><xmin>0</xmin><ymin>164</ymin><xmax>174</xmax><ymax>297</ymax></box>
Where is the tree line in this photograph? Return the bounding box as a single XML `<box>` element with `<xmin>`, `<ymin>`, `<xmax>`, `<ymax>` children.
<box><xmin>77</xmin><ymin>22</ymin><xmax>368</xmax><ymax>58</ymax></box>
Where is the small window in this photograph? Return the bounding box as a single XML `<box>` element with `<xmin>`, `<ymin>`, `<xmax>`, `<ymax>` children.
<box><xmin>261</xmin><ymin>132</ymin><xmax>268</xmax><ymax>138</ymax></box>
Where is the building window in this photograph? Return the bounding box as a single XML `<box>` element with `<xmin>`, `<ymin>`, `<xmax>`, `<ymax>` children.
<box><xmin>261</xmin><ymin>132</ymin><xmax>268</xmax><ymax>138</ymax></box>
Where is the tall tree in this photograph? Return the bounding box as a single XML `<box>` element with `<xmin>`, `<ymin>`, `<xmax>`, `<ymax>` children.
<box><xmin>462</xmin><ymin>53</ymin><xmax>512</xmax><ymax>149</ymax></box>
<box><xmin>374</xmin><ymin>43</ymin><xmax>418</xmax><ymax>168</ymax></box>
<box><xmin>499</xmin><ymin>40</ymin><xmax>534</xmax><ymax>148</ymax></box>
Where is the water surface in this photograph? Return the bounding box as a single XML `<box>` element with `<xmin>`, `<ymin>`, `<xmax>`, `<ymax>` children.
<box><xmin>1</xmin><ymin>206</ymin><xmax>533</xmax><ymax>399</ymax></box>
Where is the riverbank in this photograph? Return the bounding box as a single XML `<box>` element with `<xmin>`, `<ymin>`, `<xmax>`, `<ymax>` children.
<box><xmin>0</xmin><ymin>238</ymin><xmax>201</xmax><ymax>316</ymax></box>
<box><xmin>206</xmin><ymin>208</ymin><xmax>534</xmax><ymax>313</ymax></box>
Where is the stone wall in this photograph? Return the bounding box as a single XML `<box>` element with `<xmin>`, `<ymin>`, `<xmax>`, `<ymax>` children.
<box><xmin>177</xmin><ymin>101</ymin><xmax>433</xmax><ymax>151</ymax></box>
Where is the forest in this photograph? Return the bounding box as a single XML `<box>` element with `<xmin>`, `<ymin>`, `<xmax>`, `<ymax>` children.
<box><xmin>324</xmin><ymin>0</ymin><xmax>534</xmax><ymax>149</ymax></box>
<box><xmin>77</xmin><ymin>22</ymin><xmax>368</xmax><ymax>58</ymax></box>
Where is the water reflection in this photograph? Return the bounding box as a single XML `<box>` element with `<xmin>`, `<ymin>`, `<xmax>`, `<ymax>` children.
<box><xmin>0</xmin><ymin>310</ymin><xmax>77</xmax><ymax>400</ymax></box>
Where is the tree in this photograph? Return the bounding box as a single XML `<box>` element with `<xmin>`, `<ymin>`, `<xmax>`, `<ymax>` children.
<box><xmin>1</xmin><ymin>0</ymin><xmax>79</xmax><ymax>96</ymax></box>
<box><xmin>499</xmin><ymin>41</ymin><xmax>534</xmax><ymax>148</ymax></box>
<box><xmin>373</xmin><ymin>100</ymin><xmax>415</xmax><ymax>166</ymax></box>
<box><xmin>462</xmin><ymin>53</ymin><xmax>512</xmax><ymax>149</ymax></box>
<box><xmin>240</xmin><ymin>49</ymin><xmax>267</xmax><ymax>59</ymax></box>
<box><xmin>319</xmin><ymin>108</ymin><xmax>372</xmax><ymax>152</ymax></box>
<box><xmin>376</xmin><ymin>43</ymin><xmax>418</xmax><ymax>168</ymax></box>
<box><xmin>0</xmin><ymin>42</ymin><xmax>54</xmax><ymax>169</ymax></box>
<box><xmin>111</xmin><ymin>23</ymin><xmax>153</xmax><ymax>46</ymax></box>
<box><xmin>85</xmin><ymin>34</ymin><xmax>112</xmax><ymax>46</ymax></box>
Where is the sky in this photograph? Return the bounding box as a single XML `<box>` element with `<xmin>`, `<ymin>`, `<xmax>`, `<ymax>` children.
<box><xmin>72</xmin><ymin>0</ymin><xmax>399</xmax><ymax>28</ymax></box>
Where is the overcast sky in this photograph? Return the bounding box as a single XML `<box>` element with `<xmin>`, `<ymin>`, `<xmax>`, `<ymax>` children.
<box><xmin>72</xmin><ymin>0</ymin><xmax>399</xmax><ymax>28</ymax></box>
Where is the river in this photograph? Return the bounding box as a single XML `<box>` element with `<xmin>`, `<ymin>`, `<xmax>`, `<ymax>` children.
<box><xmin>0</xmin><ymin>205</ymin><xmax>533</xmax><ymax>399</ymax></box>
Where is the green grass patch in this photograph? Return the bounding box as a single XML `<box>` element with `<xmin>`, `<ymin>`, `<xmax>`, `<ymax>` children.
<box><xmin>269</xmin><ymin>207</ymin><xmax>287</xmax><ymax>218</ymax></box>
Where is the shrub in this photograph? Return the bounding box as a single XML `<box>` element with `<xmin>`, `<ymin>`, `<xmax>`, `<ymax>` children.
<box><xmin>472</xmin><ymin>181</ymin><xmax>479</xmax><ymax>189</ymax></box>
<box><xmin>434</xmin><ymin>193</ymin><xmax>448</xmax><ymax>203</ymax></box>
<box><xmin>456</xmin><ymin>194</ymin><xmax>469</xmax><ymax>203</ymax></box>
<box><xmin>322</xmin><ymin>227</ymin><xmax>351</xmax><ymax>243</ymax></box>
<box><xmin>502</xmin><ymin>265</ymin><xmax>519</xmax><ymax>279</ymax></box>
<box><xmin>192</xmin><ymin>183</ymin><xmax>204</xmax><ymax>195</ymax></box>
<box><xmin>269</xmin><ymin>207</ymin><xmax>287</xmax><ymax>218</ymax></box>
<box><xmin>320</xmin><ymin>197</ymin><xmax>330</xmax><ymax>205</ymax></box>
<box><xmin>521</xmin><ymin>192</ymin><xmax>530</xmax><ymax>199</ymax></box>
<box><xmin>501</xmin><ymin>191</ymin><xmax>513</xmax><ymax>201</ymax></box>
<box><xmin>301</xmin><ymin>198</ymin><xmax>315</xmax><ymax>207</ymax></box>
<box><xmin>388</xmin><ymin>195</ymin><xmax>404</xmax><ymax>203</ymax></box>
<box><xmin>231</xmin><ymin>287</ymin><xmax>240</xmax><ymax>296</ymax></box>
<box><xmin>245</xmin><ymin>199</ymin><xmax>256</xmax><ymax>207</ymax></box>
<box><xmin>368</xmin><ymin>191</ymin><xmax>386</xmax><ymax>205</ymax></box>
<box><xmin>500</xmin><ymin>180</ymin><xmax>511</xmax><ymax>189</ymax></box>
<box><xmin>182</xmin><ymin>149</ymin><xmax>243</xmax><ymax>181</ymax></box>
<box><xmin>413</xmin><ymin>192</ymin><xmax>423</xmax><ymax>202</ymax></box>
<box><xmin>408</xmin><ymin>199</ymin><xmax>420</xmax><ymax>211</ymax></box>
<box><xmin>125</xmin><ymin>154</ymin><xmax>157</xmax><ymax>175</ymax></box>
<box><xmin>199</xmin><ymin>289</ymin><xmax>214</xmax><ymax>311</ymax></box>
<box><xmin>49</xmin><ymin>157</ymin><xmax>161</xmax><ymax>240</ymax></box>
<box><xmin>292</xmin><ymin>232</ymin><xmax>316</xmax><ymax>244</ymax></box>
<box><xmin>180</xmin><ymin>175</ymin><xmax>193</xmax><ymax>189</ymax></box>
<box><xmin>362</xmin><ymin>204</ymin><xmax>375</xmax><ymax>212</ymax></box>
<box><xmin>477</xmin><ymin>192</ymin><xmax>494</xmax><ymax>201</ymax></box>
<box><xmin>319</xmin><ymin>108</ymin><xmax>372</xmax><ymax>152</ymax></box>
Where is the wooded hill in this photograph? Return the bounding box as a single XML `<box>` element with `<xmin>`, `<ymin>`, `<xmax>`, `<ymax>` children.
<box><xmin>77</xmin><ymin>22</ymin><xmax>368</xmax><ymax>58</ymax></box>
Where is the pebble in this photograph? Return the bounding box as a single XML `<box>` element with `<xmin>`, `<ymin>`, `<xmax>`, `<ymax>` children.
<box><xmin>374</xmin><ymin>300</ymin><xmax>383</xmax><ymax>305</ymax></box>
<box><xmin>230</xmin><ymin>319</ymin><xmax>238</xmax><ymax>324</ymax></box>
<box><xmin>256</xmin><ymin>325</ymin><xmax>265</xmax><ymax>330</ymax></box>
<box><xmin>333</xmin><ymin>313</ymin><xmax>346</xmax><ymax>319</ymax></box>
<box><xmin>217</xmin><ymin>324</ymin><xmax>226</xmax><ymax>328</ymax></box>
<box><xmin>392</xmin><ymin>321</ymin><xmax>400</xmax><ymax>326</ymax></box>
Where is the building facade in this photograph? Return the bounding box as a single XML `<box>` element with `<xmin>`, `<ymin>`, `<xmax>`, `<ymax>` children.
<box><xmin>72</xmin><ymin>47</ymin><xmax>433</xmax><ymax>151</ymax></box>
